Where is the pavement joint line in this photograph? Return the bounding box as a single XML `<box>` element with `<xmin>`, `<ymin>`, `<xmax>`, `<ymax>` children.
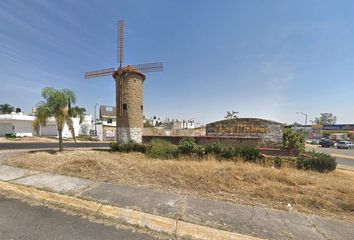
<box><xmin>73</xmin><ymin>182</ymin><xmax>100</xmax><ymax>198</ymax></box>
<box><xmin>6</xmin><ymin>171</ymin><xmax>41</xmax><ymax>182</ymax></box>
<box><xmin>0</xmin><ymin>180</ymin><xmax>264</xmax><ymax>240</ymax></box>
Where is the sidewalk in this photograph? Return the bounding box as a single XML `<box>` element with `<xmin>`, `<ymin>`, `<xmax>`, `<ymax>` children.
<box><xmin>0</xmin><ymin>164</ymin><xmax>353</xmax><ymax>240</ymax></box>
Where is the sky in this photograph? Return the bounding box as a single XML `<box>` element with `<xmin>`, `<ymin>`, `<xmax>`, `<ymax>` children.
<box><xmin>1</xmin><ymin>0</ymin><xmax>354</xmax><ymax>125</ymax></box>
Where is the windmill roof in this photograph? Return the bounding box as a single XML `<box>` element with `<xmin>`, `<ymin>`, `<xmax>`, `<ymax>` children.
<box><xmin>112</xmin><ymin>66</ymin><xmax>146</xmax><ymax>80</ymax></box>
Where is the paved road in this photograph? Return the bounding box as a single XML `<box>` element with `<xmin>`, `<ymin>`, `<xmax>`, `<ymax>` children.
<box><xmin>306</xmin><ymin>145</ymin><xmax>354</xmax><ymax>168</ymax></box>
<box><xmin>0</xmin><ymin>142</ymin><xmax>110</xmax><ymax>150</ymax></box>
<box><xmin>306</xmin><ymin>145</ymin><xmax>354</xmax><ymax>158</ymax></box>
<box><xmin>336</xmin><ymin>158</ymin><xmax>354</xmax><ymax>168</ymax></box>
<box><xmin>0</xmin><ymin>195</ymin><xmax>164</xmax><ymax>240</ymax></box>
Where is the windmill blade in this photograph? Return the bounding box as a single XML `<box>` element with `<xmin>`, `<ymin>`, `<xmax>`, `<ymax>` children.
<box><xmin>132</xmin><ymin>62</ymin><xmax>164</xmax><ymax>73</ymax></box>
<box><xmin>85</xmin><ymin>68</ymin><xmax>115</xmax><ymax>79</ymax></box>
<box><xmin>117</xmin><ymin>20</ymin><xmax>125</xmax><ymax>66</ymax></box>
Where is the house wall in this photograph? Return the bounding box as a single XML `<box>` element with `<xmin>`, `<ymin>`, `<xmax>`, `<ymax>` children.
<box><xmin>0</xmin><ymin>113</ymin><xmax>91</xmax><ymax>138</ymax></box>
<box><xmin>0</xmin><ymin>120</ymin><xmax>33</xmax><ymax>137</ymax></box>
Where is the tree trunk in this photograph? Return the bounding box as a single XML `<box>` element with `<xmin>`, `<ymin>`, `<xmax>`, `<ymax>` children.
<box><xmin>58</xmin><ymin>129</ymin><xmax>63</xmax><ymax>152</ymax></box>
<box><xmin>70</xmin><ymin>126</ymin><xmax>77</xmax><ymax>143</ymax></box>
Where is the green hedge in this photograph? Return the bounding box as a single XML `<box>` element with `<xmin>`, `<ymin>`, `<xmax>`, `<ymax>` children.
<box><xmin>178</xmin><ymin>138</ymin><xmax>205</xmax><ymax>157</ymax></box>
<box><xmin>204</xmin><ymin>142</ymin><xmax>224</xmax><ymax>155</ymax></box>
<box><xmin>109</xmin><ymin>139</ymin><xmax>334</xmax><ymax>173</ymax></box>
<box><xmin>110</xmin><ymin>141</ymin><xmax>146</xmax><ymax>153</ymax></box>
<box><xmin>297</xmin><ymin>152</ymin><xmax>336</xmax><ymax>172</ymax></box>
<box><xmin>5</xmin><ymin>133</ymin><xmax>16</xmax><ymax>138</ymax></box>
<box><xmin>145</xmin><ymin>139</ymin><xmax>178</xmax><ymax>159</ymax></box>
<box><xmin>239</xmin><ymin>146</ymin><xmax>261</xmax><ymax>162</ymax></box>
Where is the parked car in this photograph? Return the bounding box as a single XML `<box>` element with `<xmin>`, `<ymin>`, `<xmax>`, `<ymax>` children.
<box><xmin>319</xmin><ymin>139</ymin><xmax>334</xmax><ymax>148</ymax></box>
<box><xmin>306</xmin><ymin>139</ymin><xmax>320</xmax><ymax>144</ymax></box>
<box><xmin>336</xmin><ymin>141</ymin><xmax>354</xmax><ymax>149</ymax></box>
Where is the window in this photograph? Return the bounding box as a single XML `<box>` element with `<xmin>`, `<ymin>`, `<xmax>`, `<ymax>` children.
<box><xmin>141</xmin><ymin>105</ymin><xmax>143</xmax><ymax>111</ymax></box>
<box><xmin>123</xmin><ymin>104</ymin><xmax>127</xmax><ymax>110</ymax></box>
<box><xmin>107</xmin><ymin>118</ymin><xmax>113</xmax><ymax>124</ymax></box>
<box><xmin>106</xmin><ymin>106</ymin><xmax>113</xmax><ymax>112</ymax></box>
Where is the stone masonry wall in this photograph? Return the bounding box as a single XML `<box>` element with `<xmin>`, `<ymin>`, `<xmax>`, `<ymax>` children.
<box><xmin>118</xmin><ymin>127</ymin><xmax>142</xmax><ymax>144</ymax></box>
<box><xmin>117</xmin><ymin>73</ymin><xmax>144</xmax><ymax>129</ymax></box>
<box><xmin>206</xmin><ymin>118</ymin><xmax>284</xmax><ymax>147</ymax></box>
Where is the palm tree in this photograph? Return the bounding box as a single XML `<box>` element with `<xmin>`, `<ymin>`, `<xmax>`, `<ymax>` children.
<box><xmin>33</xmin><ymin>87</ymin><xmax>79</xmax><ymax>151</ymax></box>
<box><xmin>0</xmin><ymin>103</ymin><xmax>15</xmax><ymax>114</ymax></box>
<box><xmin>70</xmin><ymin>106</ymin><xmax>86</xmax><ymax>124</ymax></box>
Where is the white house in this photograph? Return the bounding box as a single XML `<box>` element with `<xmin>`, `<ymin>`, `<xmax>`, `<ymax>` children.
<box><xmin>0</xmin><ymin>112</ymin><xmax>93</xmax><ymax>138</ymax></box>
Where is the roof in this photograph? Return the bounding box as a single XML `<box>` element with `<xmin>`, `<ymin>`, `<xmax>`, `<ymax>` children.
<box><xmin>112</xmin><ymin>65</ymin><xmax>146</xmax><ymax>80</ymax></box>
<box><xmin>0</xmin><ymin>113</ymin><xmax>35</xmax><ymax>121</ymax></box>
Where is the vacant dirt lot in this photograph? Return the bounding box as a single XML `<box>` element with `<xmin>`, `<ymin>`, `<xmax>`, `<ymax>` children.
<box><xmin>5</xmin><ymin>149</ymin><xmax>354</xmax><ymax>221</ymax></box>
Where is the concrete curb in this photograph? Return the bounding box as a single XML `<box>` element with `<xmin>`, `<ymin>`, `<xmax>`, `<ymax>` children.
<box><xmin>0</xmin><ymin>181</ymin><xmax>263</xmax><ymax>240</ymax></box>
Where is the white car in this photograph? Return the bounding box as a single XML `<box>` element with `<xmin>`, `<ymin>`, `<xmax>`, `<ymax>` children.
<box><xmin>336</xmin><ymin>141</ymin><xmax>354</xmax><ymax>149</ymax></box>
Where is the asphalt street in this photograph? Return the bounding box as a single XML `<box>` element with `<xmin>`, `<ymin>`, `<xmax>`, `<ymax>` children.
<box><xmin>306</xmin><ymin>144</ymin><xmax>354</xmax><ymax>158</ymax></box>
<box><xmin>0</xmin><ymin>195</ymin><xmax>164</xmax><ymax>240</ymax></box>
<box><xmin>0</xmin><ymin>142</ymin><xmax>109</xmax><ymax>150</ymax></box>
<box><xmin>336</xmin><ymin>158</ymin><xmax>354</xmax><ymax>168</ymax></box>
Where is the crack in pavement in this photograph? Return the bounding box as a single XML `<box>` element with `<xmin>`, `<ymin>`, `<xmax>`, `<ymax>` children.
<box><xmin>305</xmin><ymin>215</ymin><xmax>332</xmax><ymax>240</ymax></box>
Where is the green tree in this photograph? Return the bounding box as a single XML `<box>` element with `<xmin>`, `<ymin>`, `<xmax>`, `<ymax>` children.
<box><xmin>70</xmin><ymin>106</ymin><xmax>86</xmax><ymax>124</ymax></box>
<box><xmin>224</xmin><ymin>110</ymin><xmax>239</xmax><ymax>120</ymax></box>
<box><xmin>33</xmin><ymin>87</ymin><xmax>80</xmax><ymax>151</ymax></box>
<box><xmin>0</xmin><ymin>103</ymin><xmax>15</xmax><ymax>114</ymax></box>
<box><xmin>313</xmin><ymin>113</ymin><xmax>337</xmax><ymax>125</ymax></box>
<box><xmin>282</xmin><ymin>128</ymin><xmax>305</xmax><ymax>152</ymax></box>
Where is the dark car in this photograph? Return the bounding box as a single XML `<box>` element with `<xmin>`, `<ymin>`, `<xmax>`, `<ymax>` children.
<box><xmin>319</xmin><ymin>139</ymin><xmax>334</xmax><ymax>148</ymax></box>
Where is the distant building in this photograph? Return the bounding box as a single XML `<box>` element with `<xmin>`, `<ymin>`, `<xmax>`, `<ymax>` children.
<box><xmin>0</xmin><ymin>111</ymin><xmax>93</xmax><ymax>138</ymax></box>
<box><xmin>160</xmin><ymin>118</ymin><xmax>197</xmax><ymax>129</ymax></box>
<box><xmin>95</xmin><ymin>105</ymin><xmax>117</xmax><ymax>141</ymax></box>
<box><xmin>144</xmin><ymin>115</ymin><xmax>162</xmax><ymax>127</ymax></box>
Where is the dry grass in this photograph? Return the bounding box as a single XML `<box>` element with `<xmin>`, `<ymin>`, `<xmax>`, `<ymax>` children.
<box><xmin>5</xmin><ymin>149</ymin><xmax>354</xmax><ymax>221</ymax></box>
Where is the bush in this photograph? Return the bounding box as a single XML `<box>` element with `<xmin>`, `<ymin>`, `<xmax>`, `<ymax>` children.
<box><xmin>220</xmin><ymin>147</ymin><xmax>239</xmax><ymax>159</ymax></box>
<box><xmin>239</xmin><ymin>146</ymin><xmax>261</xmax><ymax>162</ymax></box>
<box><xmin>146</xmin><ymin>139</ymin><xmax>178</xmax><ymax>159</ymax></box>
<box><xmin>178</xmin><ymin>138</ymin><xmax>205</xmax><ymax>157</ymax></box>
<box><xmin>5</xmin><ymin>133</ymin><xmax>16</xmax><ymax>138</ymax></box>
<box><xmin>110</xmin><ymin>141</ymin><xmax>146</xmax><ymax>153</ymax></box>
<box><xmin>282</xmin><ymin>128</ymin><xmax>305</xmax><ymax>153</ymax></box>
<box><xmin>205</xmin><ymin>142</ymin><xmax>224</xmax><ymax>156</ymax></box>
<box><xmin>297</xmin><ymin>152</ymin><xmax>336</xmax><ymax>172</ymax></box>
<box><xmin>274</xmin><ymin>157</ymin><xmax>283</xmax><ymax>168</ymax></box>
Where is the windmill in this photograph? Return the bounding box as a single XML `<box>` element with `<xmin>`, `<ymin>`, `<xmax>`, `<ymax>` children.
<box><xmin>85</xmin><ymin>20</ymin><xmax>163</xmax><ymax>143</ymax></box>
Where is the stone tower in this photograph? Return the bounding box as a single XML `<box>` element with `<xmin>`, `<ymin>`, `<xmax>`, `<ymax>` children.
<box><xmin>113</xmin><ymin>66</ymin><xmax>146</xmax><ymax>143</ymax></box>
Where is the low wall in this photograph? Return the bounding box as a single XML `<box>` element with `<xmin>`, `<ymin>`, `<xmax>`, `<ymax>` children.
<box><xmin>259</xmin><ymin>147</ymin><xmax>299</xmax><ymax>157</ymax></box>
<box><xmin>143</xmin><ymin>127</ymin><xmax>206</xmax><ymax>136</ymax></box>
<box><xmin>142</xmin><ymin>135</ymin><xmax>262</xmax><ymax>147</ymax></box>
<box><xmin>142</xmin><ymin>136</ymin><xmax>297</xmax><ymax>156</ymax></box>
